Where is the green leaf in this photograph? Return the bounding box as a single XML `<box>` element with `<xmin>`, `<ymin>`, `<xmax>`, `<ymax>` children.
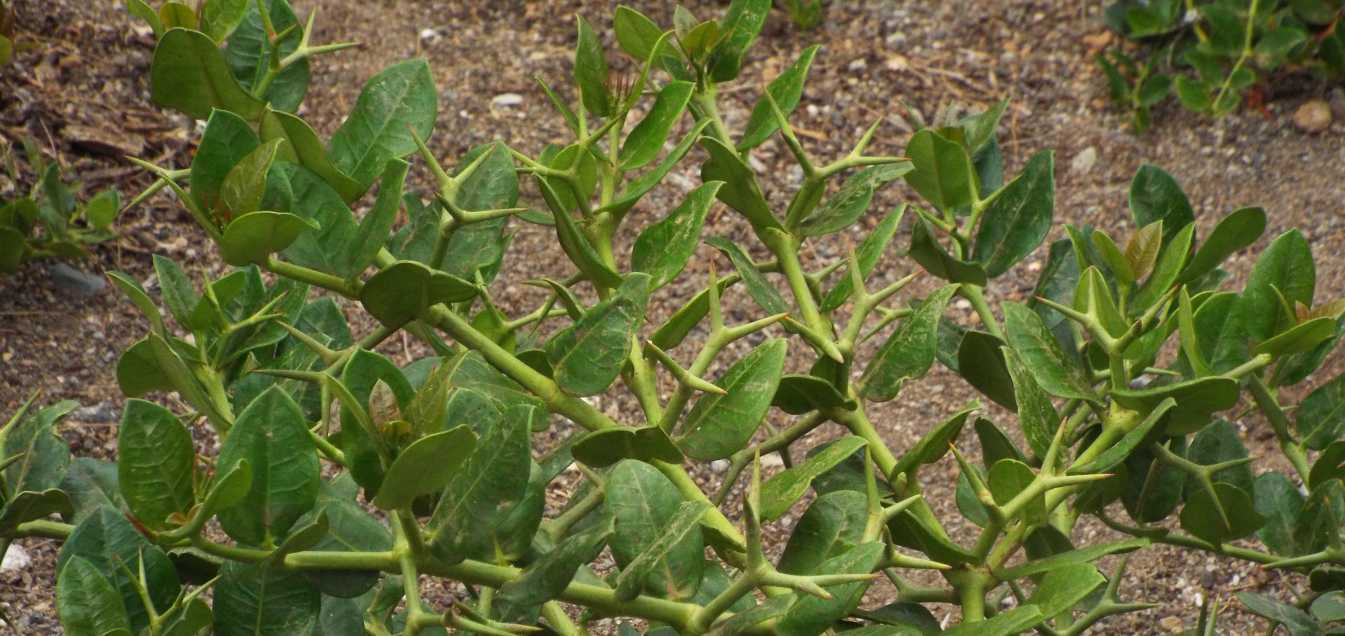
<box><xmin>678</xmin><ymin>339</ymin><xmax>788</xmax><ymax>461</ymax></box>
<box><xmin>909</xmin><ymin>213</ymin><xmax>987</xmax><ymax>284</ymax></box>
<box><xmin>820</xmin><ymin>206</ymin><xmax>906</xmax><ymax>311</ymax></box>
<box><xmin>340</xmin><ymin>158</ymin><xmax>407</xmax><ymax>278</ymax></box>
<box><xmin>191</xmin><ymin>109</ymin><xmax>261</xmax><ymax>216</ymax></box>
<box><xmin>760</xmin><ymin>436</ymin><xmax>867</xmax><ymax>520</ymax></box>
<box><xmin>739</xmin><ymin>45</ymin><xmax>820</xmax><ymax>150</ymax></box>
<box><xmin>1254</xmin><ymin>471</ymin><xmax>1307</xmax><ymax>556</ymax></box>
<box><xmin>889</xmin><ymin>403</ymin><xmax>977</xmax><ymax>477</ymax></box>
<box><xmin>1071</xmin><ymin>398</ymin><xmax>1175</xmax><ymax>475</ymax></box>
<box><xmin>1299</xmin><ymin>371</ymin><xmax>1345</xmax><ymax>450</ymax></box>
<box><xmin>1237</xmin><ymin>592</ymin><xmax>1321</xmax><ymax>636</ymax></box>
<box><xmin>213</xmin><ymin>562</ymin><xmax>320</xmax><ymax>636</ymax></box>
<box><xmin>1243</xmin><ymin>229</ymin><xmax>1317</xmax><ymax>343</ymax></box>
<box><xmin>606</xmin><ymin>460</ymin><xmax>705</xmax><ymax>601</ymax></box>
<box><xmin>83</xmin><ymin>189</ymin><xmax>120</xmax><ymax>231</ymax></box>
<box><xmin>573</xmin><ymin>16</ymin><xmax>611</xmax><ymax>116</ymax></box>
<box><xmin>1132</xmin><ymin>221</ymin><xmax>1195</xmax><ymax>312</ymax></box>
<box><xmin>1181</xmin><ymin>482</ymin><xmax>1265</xmax><ymax>544</ymax></box>
<box><xmin>216</xmin><ymin>387</ymin><xmax>319</xmax><ymax>546</ymax></box>
<box><xmin>708</xmin><ymin>0</ymin><xmax>770</xmax><ymax>82</ymax></box>
<box><xmin>614</xmin><ymin>500</ymin><xmax>710</xmax><ymax>601</ymax></box>
<box><xmin>621</xmin><ymin>81</ymin><xmax>695</xmax><ymax>169</ymax></box>
<box><xmin>149</xmin><ymin>28</ymin><xmax>265</xmax><ymax>120</ymax></box>
<box><xmin>706</xmin><ymin>237</ymin><xmax>790</xmax><ymax>315</ymax></box>
<box><xmin>1073</xmin><ymin>266</ymin><xmax>1128</xmax><ymax>338</ymax></box>
<box><xmin>359</xmin><ymin>260</ymin><xmax>477</xmax><ymax>328</ymax></box>
<box><xmin>259</xmin><ymin>109</ymin><xmax>363</xmax><ymax>202</ymax></box>
<box><xmin>220</xmin><ymin>210</ymin><xmax>317</xmax><ymax>266</ymax></box>
<box><xmin>956</xmin><ymin>330</ymin><xmax>1017</xmax><ymax>409</ymax></box>
<box><xmin>1310</xmin><ymin>441</ymin><xmax>1345</xmax><ymax>490</ymax></box>
<box><xmin>0</xmin><ymin>489</ymin><xmax>72</xmax><ymax>535</ymax></box>
<box><xmin>997</xmin><ymin>538</ymin><xmax>1149</xmax><ymax>580</ymax></box>
<box><xmin>117</xmin><ymin>400</ymin><xmax>195</xmax><ymax>531</ymax></box>
<box><xmin>778</xmin><ymin>490</ymin><xmax>868</xmax><ymax>575</ymax></box>
<box><xmin>1028</xmin><ymin>563</ymin><xmax>1106</xmax><ymax>620</ymax></box>
<box><xmin>200</xmin><ymin>0</ymin><xmax>248</xmax><ymax>42</ymax></box>
<box><xmin>1130</xmin><ymin>164</ymin><xmax>1194</xmax><ymax>245</ymax></box>
<box><xmin>944</xmin><ymin>605</ymin><xmax>1045</xmax><ymax>636</ymax></box>
<box><xmin>631</xmin><ymin>182</ymin><xmax>719</xmax><ymax>289</ymax></box>
<box><xmin>372</xmin><ymin>426</ymin><xmax>477</xmax><ymax>510</ymax></box>
<box><xmin>60</xmin><ymin>458</ymin><xmax>124</xmax><ymax>523</ymax></box>
<box><xmin>772</xmin><ymin>374</ymin><xmax>856</xmax><ymax>415</ymax></box>
<box><xmin>1112</xmin><ymin>376</ymin><xmax>1239</xmax><ymax>435</ymax></box>
<box><xmin>614</xmin><ymin>5</ymin><xmax>663</xmax><ymax>61</ymax></box>
<box><xmin>495</xmin><ymin>517</ymin><xmax>613</xmax><ymax>621</ymax></box>
<box><xmin>904</xmin><ymin>129</ymin><xmax>978</xmax><ymax>213</ymax></box>
<box><xmin>973</xmin><ymin>150</ymin><xmax>1054</xmax><ymax>277</ymax></box>
<box><xmin>329</xmin><ymin>59</ymin><xmax>438</xmax><ymax>191</ymax></box>
<box><xmin>776</xmin><ymin>542</ymin><xmax>883</xmax><ymax>636</ymax></box>
<box><xmin>1296</xmin><ymin>479</ymin><xmax>1345</xmax><ymax>554</ymax></box>
<box><xmin>299</xmin><ymin>475</ymin><xmax>393</xmax><ymax>598</ymax></box>
<box><xmin>989</xmin><ymin>458</ymin><xmax>1046</xmax><ymax>525</ymax></box>
<box><xmin>547</xmin><ymin>274</ymin><xmax>651</xmax><ymax>397</ymax></box>
<box><xmin>58</xmin><ymin>507</ymin><xmax>180</xmax><ymax>632</ymax></box>
<box><xmin>802</xmin><ymin>165</ymin><xmax>910</xmax><ymax>238</ymax></box>
<box><xmin>572</xmin><ymin>426</ymin><xmax>683</xmax><ymax>468</ymax></box>
<box><xmin>1180</xmin><ymin>207</ymin><xmax>1265</xmax><ymax>283</ymax></box>
<box><xmin>1092</xmin><ymin>228</ymin><xmax>1135</xmax><ymax>286</ymax></box>
<box><xmin>541</xmin><ymin>178</ymin><xmax>623</xmax><ymax>288</ymax></box>
<box><xmin>428</xmin><ymin>400</ymin><xmax>531</xmax><ymax>564</ymax></box>
<box><xmin>1003</xmin><ymin>346</ymin><xmax>1060</xmax><ymax>460</ymax></box>
<box><xmin>605</xmin><ymin>121</ymin><xmax>709</xmax><ymax>218</ymax></box>
<box><xmin>1003</xmin><ymin>301</ymin><xmax>1096</xmax><ymax>402</ymax></box>
<box><xmin>700</xmin><ymin>136</ymin><xmax>782</xmax><ymax>232</ymax></box>
<box><xmin>1256</xmin><ymin>316</ymin><xmax>1339</xmax><ymax>359</ymax></box>
<box><xmin>57</xmin><ymin>556</ymin><xmax>132</xmax><ymax>636</ymax></box>
<box><xmin>3</xmin><ymin>400</ymin><xmax>75</xmax><ymax>493</ymax></box>
<box><xmin>860</xmin><ymin>285</ymin><xmax>959</xmax><ymax>401</ymax></box>
<box><xmin>224</xmin><ymin>0</ymin><xmax>308</xmax><ymax>112</ymax></box>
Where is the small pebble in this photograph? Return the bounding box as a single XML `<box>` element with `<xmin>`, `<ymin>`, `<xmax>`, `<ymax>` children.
<box><xmin>492</xmin><ymin>93</ymin><xmax>524</xmax><ymax>108</ymax></box>
<box><xmin>0</xmin><ymin>545</ymin><xmax>29</xmax><ymax>573</ymax></box>
<box><xmin>1070</xmin><ymin>147</ymin><xmax>1097</xmax><ymax>175</ymax></box>
<box><xmin>48</xmin><ymin>263</ymin><xmax>105</xmax><ymax>298</ymax></box>
<box><xmin>1292</xmin><ymin>99</ymin><xmax>1332</xmax><ymax>133</ymax></box>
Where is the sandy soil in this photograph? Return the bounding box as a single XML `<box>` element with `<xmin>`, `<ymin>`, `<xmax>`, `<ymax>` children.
<box><xmin>2</xmin><ymin>0</ymin><xmax>1343</xmax><ymax>633</ymax></box>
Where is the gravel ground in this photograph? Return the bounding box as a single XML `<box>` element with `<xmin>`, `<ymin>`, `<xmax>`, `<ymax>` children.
<box><xmin>2</xmin><ymin>0</ymin><xmax>1344</xmax><ymax>633</ymax></box>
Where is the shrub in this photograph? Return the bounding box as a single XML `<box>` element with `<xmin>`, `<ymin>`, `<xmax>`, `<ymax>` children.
<box><xmin>1099</xmin><ymin>0</ymin><xmax>1345</xmax><ymax>131</ymax></box>
<box><xmin>0</xmin><ymin>138</ymin><xmax>121</xmax><ymax>275</ymax></box>
<box><xmin>3</xmin><ymin>0</ymin><xmax>1345</xmax><ymax>633</ymax></box>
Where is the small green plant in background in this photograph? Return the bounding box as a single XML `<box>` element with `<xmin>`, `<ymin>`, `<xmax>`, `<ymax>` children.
<box><xmin>0</xmin><ymin>139</ymin><xmax>121</xmax><ymax>275</ymax></box>
<box><xmin>777</xmin><ymin>0</ymin><xmax>825</xmax><ymax>30</ymax></box>
<box><xmin>3</xmin><ymin>0</ymin><xmax>1345</xmax><ymax>634</ymax></box>
<box><xmin>1099</xmin><ymin>0</ymin><xmax>1345</xmax><ymax>130</ymax></box>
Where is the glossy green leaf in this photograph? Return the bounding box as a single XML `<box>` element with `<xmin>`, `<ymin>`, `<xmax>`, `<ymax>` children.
<box><xmin>149</xmin><ymin>28</ymin><xmax>265</xmax><ymax>120</ymax></box>
<box><xmin>3</xmin><ymin>400</ymin><xmax>75</xmax><ymax>493</ymax></box>
<box><xmin>1132</xmin><ymin>221</ymin><xmax>1195</xmax><ymax>312</ymax></box>
<box><xmin>429</xmin><ymin>400</ymin><xmax>531</xmax><ymax>564</ymax></box>
<box><xmin>1003</xmin><ymin>301</ymin><xmax>1096</xmax><ymax>402</ymax></box>
<box><xmin>621</xmin><ymin>81</ymin><xmax>694</xmax><ymax>169</ymax></box>
<box><xmin>1129</xmin><ymin>164</ymin><xmax>1194</xmax><ymax>245</ymax></box>
<box><xmin>606</xmin><ymin>460</ymin><xmax>705</xmax><ymax>601</ymax></box>
<box><xmin>1074</xmin><ymin>266</ymin><xmax>1129</xmax><ymax>338</ymax></box>
<box><xmin>778</xmin><ymin>490</ymin><xmax>868</xmax><ymax>574</ymax></box>
<box><xmin>990</xmin><ymin>458</ymin><xmax>1046</xmax><ymax>524</ymax></box>
<box><xmin>760</xmin><ymin>436</ymin><xmax>867</xmax><ymax>520</ymax></box>
<box><xmin>860</xmin><ymin>285</ymin><xmax>958</xmax><ymax>401</ymax></box>
<box><xmin>973</xmin><ymin>150</ymin><xmax>1054</xmax><ymax>277</ymax></box>
<box><xmin>572</xmin><ymin>426</ymin><xmax>683</xmax><ymax>468</ymax></box>
<box><xmin>631</xmin><ymin>182</ymin><xmax>720</xmax><ymax>289</ymax></box>
<box><xmin>614</xmin><ymin>500</ymin><xmax>709</xmax><ymax>601</ymax></box>
<box><xmin>820</xmin><ymin>206</ymin><xmax>905</xmax><ymax>311</ymax></box>
<box><xmin>708</xmin><ymin>0</ymin><xmax>770</xmax><ymax>82</ymax></box>
<box><xmin>707</xmin><ymin>237</ymin><xmax>790</xmax><ymax>315</ymax></box>
<box><xmin>547</xmin><ymin>274</ymin><xmax>651</xmax><ymax>397</ymax></box>
<box><xmin>957</xmin><ymin>330</ymin><xmax>1017</xmax><ymax>409</ymax></box>
<box><xmin>191</xmin><ymin>109</ymin><xmax>260</xmax><ymax>218</ymax></box>
<box><xmin>117</xmin><ymin>400</ymin><xmax>194</xmax><ymax>531</ymax></box>
<box><xmin>58</xmin><ymin>507</ymin><xmax>180</xmax><ymax>632</ymax></box>
<box><xmin>1255</xmin><ymin>316</ymin><xmax>1338</xmax><ymax>358</ymax></box>
<box><xmin>259</xmin><ymin>108</ymin><xmax>363</xmax><ymax>202</ymax></box>
<box><xmin>700</xmin><ymin>137</ymin><xmax>782</xmax><ymax>232</ymax></box>
<box><xmin>220</xmin><ymin>210</ymin><xmax>317</xmax><ymax>266</ymax></box>
<box><xmin>1241</xmin><ymin>229</ymin><xmax>1317</xmax><ymax>343</ymax></box>
<box><xmin>909</xmin><ymin>214</ymin><xmax>988</xmax><ymax>284</ymax></box>
<box><xmin>1299</xmin><ymin>370</ymin><xmax>1345</xmax><ymax>450</ymax></box>
<box><xmin>739</xmin><ymin>45</ymin><xmax>820</xmax><ymax>150</ymax></box>
<box><xmin>495</xmin><ymin>516</ymin><xmax>613</xmax><ymax>622</ymax></box>
<box><xmin>573</xmin><ymin>16</ymin><xmax>611</xmax><ymax>116</ymax></box>
<box><xmin>1029</xmin><ymin>563</ymin><xmax>1105</xmax><ymax>620</ymax></box>
<box><xmin>200</xmin><ymin>0</ymin><xmax>247</xmax><ymax>42</ymax></box>
<box><xmin>213</xmin><ymin>562</ymin><xmax>320</xmax><ymax>636</ymax></box>
<box><xmin>614</xmin><ymin>5</ymin><xmax>663</xmax><ymax>61</ymax></box>
<box><xmin>57</xmin><ymin>556</ymin><xmax>132</xmax><ymax>636</ymax></box>
<box><xmin>1180</xmin><ymin>207</ymin><xmax>1266</xmax><ymax>283</ymax></box>
<box><xmin>1003</xmin><ymin>346</ymin><xmax>1059</xmax><ymax>459</ymax></box>
<box><xmin>360</xmin><ymin>261</ymin><xmax>477</xmax><ymax>328</ymax></box>
<box><xmin>1092</xmin><ymin>229</ymin><xmax>1135</xmax><ymax>285</ymax></box>
<box><xmin>904</xmin><ymin>129</ymin><xmax>977</xmax><ymax>212</ymax></box>
<box><xmin>1181</xmin><ymin>482</ymin><xmax>1265</xmax><ymax>544</ymax></box>
<box><xmin>329</xmin><ymin>59</ymin><xmax>438</xmax><ymax>191</ymax></box>
<box><xmin>890</xmin><ymin>403</ymin><xmax>977</xmax><ymax>477</ymax></box>
<box><xmin>776</xmin><ymin>542</ymin><xmax>883</xmax><ymax>636</ymax></box>
<box><xmin>772</xmin><ymin>374</ymin><xmax>855</xmax><ymax>415</ymax></box>
<box><xmin>372</xmin><ymin>426</ymin><xmax>477</xmax><ymax>510</ymax></box>
<box><xmin>217</xmin><ymin>387</ymin><xmax>319</xmax><ymax>546</ymax></box>
<box><xmin>678</xmin><ymin>338</ymin><xmax>788</xmax><ymax>461</ymax></box>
